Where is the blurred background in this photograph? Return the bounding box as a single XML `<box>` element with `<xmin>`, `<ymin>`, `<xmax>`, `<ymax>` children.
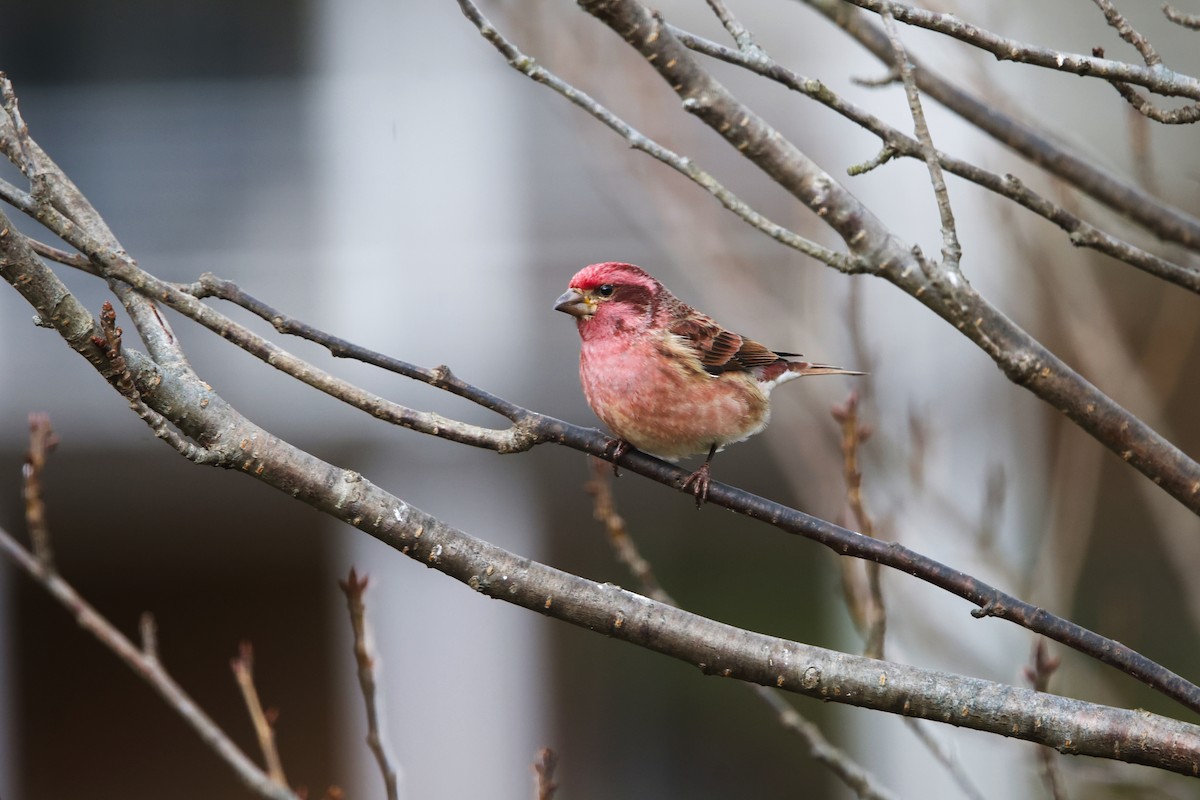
<box><xmin>1</xmin><ymin>0</ymin><xmax>1199</xmax><ymax>798</ymax></box>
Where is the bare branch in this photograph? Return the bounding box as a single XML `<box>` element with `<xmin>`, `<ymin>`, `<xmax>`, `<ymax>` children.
<box><xmin>27</xmin><ymin>237</ymin><xmax>92</xmax><ymax>270</ymax></box>
<box><xmin>1164</xmin><ymin>3</ymin><xmax>1200</xmax><ymax>30</ymax></box>
<box><xmin>831</xmin><ymin>394</ymin><xmax>886</xmax><ymax>660</ymax></box>
<box><xmin>231</xmin><ymin>642</ymin><xmax>289</xmax><ymax>789</ymax></box>
<box><xmin>844</xmin><ymin>0</ymin><xmax>1198</xmax><ymax>98</ymax></box>
<box><xmin>338</xmin><ymin>569</ymin><xmax>402</xmax><ymax>800</ymax></box>
<box><xmin>880</xmin><ymin>7</ymin><xmax>961</xmax><ymax>269</ymax></box>
<box><xmin>704</xmin><ymin>0</ymin><xmax>766</xmax><ymax>58</ymax></box>
<box><xmin>1092</xmin><ymin>0</ymin><xmax>1162</xmax><ymax>66</ymax></box>
<box><xmin>1110</xmin><ymin>79</ymin><xmax>1200</xmax><ymax>124</ymax></box>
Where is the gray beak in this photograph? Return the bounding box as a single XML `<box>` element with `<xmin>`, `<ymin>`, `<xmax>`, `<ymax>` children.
<box><xmin>554</xmin><ymin>287</ymin><xmax>594</xmax><ymax>318</ymax></box>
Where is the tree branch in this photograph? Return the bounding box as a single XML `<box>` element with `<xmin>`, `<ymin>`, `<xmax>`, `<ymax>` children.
<box><xmin>338</xmin><ymin>569</ymin><xmax>402</xmax><ymax>800</ymax></box>
<box><xmin>844</xmin><ymin>0</ymin><xmax>1198</xmax><ymax>98</ymax></box>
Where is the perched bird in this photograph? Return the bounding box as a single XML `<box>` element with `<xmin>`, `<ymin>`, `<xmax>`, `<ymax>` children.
<box><xmin>555</xmin><ymin>262</ymin><xmax>861</xmax><ymax>504</ymax></box>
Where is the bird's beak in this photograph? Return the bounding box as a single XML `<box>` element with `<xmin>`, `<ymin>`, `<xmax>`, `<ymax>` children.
<box><xmin>554</xmin><ymin>287</ymin><xmax>595</xmax><ymax>318</ymax></box>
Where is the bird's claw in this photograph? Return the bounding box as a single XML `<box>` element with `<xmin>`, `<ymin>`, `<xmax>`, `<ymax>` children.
<box><xmin>604</xmin><ymin>438</ymin><xmax>631</xmax><ymax>477</ymax></box>
<box><xmin>680</xmin><ymin>463</ymin><xmax>711</xmax><ymax>508</ymax></box>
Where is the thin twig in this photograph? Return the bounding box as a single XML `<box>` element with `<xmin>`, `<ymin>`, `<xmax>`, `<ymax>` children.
<box><xmin>1092</xmin><ymin>0</ymin><xmax>1161</xmax><ymax>66</ymax></box>
<box><xmin>534</xmin><ymin>748</ymin><xmax>559</xmax><ymax>800</ymax></box>
<box><xmin>902</xmin><ymin>720</ymin><xmax>988</xmax><ymax>800</ymax></box>
<box><xmin>1109</xmin><ymin>79</ymin><xmax>1200</xmax><ymax>124</ymax></box>
<box><xmin>831</xmin><ymin>394</ymin><xmax>886</xmax><ymax>660</ymax></box>
<box><xmin>880</xmin><ymin>6</ymin><xmax>961</xmax><ymax>269</ymax></box>
<box><xmin>585</xmin><ymin>459</ymin><xmax>670</xmax><ymax>603</ymax></box>
<box><xmin>1164</xmin><ymin>3</ymin><xmax>1200</xmax><ymax>30</ymax></box>
<box><xmin>22</xmin><ymin>412</ymin><xmax>58</xmax><ymax>572</ymax></box>
<box><xmin>704</xmin><ymin>0</ymin><xmax>766</xmax><ymax>58</ymax></box>
<box><xmin>27</xmin><ymin>237</ymin><xmax>94</xmax><ymax>270</ymax></box>
<box><xmin>338</xmin><ymin>568</ymin><xmax>402</xmax><ymax>800</ymax></box>
<box><xmin>586</xmin><ymin>464</ymin><xmax>900</xmax><ymax>800</ymax></box>
<box><xmin>231</xmin><ymin>642</ymin><xmax>289</xmax><ymax>789</ymax></box>
<box><xmin>1025</xmin><ymin>640</ymin><xmax>1069</xmax><ymax>800</ymax></box>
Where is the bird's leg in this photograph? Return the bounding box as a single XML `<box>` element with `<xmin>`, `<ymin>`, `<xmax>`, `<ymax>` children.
<box><xmin>604</xmin><ymin>438</ymin><xmax>632</xmax><ymax>477</ymax></box>
<box><xmin>681</xmin><ymin>443</ymin><xmax>718</xmax><ymax>507</ymax></box>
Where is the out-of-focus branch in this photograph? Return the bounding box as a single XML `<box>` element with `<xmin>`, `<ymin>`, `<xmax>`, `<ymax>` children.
<box><xmin>231</xmin><ymin>643</ymin><xmax>288</xmax><ymax>789</ymax></box>
<box><xmin>588</xmin><ymin>463</ymin><xmax>900</xmax><ymax>800</ymax></box>
<box><xmin>22</xmin><ymin>412</ymin><xmax>58</xmax><ymax>572</ymax></box>
<box><xmin>1164</xmin><ymin>4</ymin><xmax>1200</xmax><ymax>31</ymax></box>
<box><xmin>1025</xmin><ymin>641</ymin><xmax>1070</xmax><ymax>800</ymax></box>
<box><xmin>533</xmin><ymin>748</ymin><xmax>558</xmax><ymax>800</ymax></box>
<box><xmin>831</xmin><ymin>394</ymin><xmax>886</xmax><ymax>660</ymax></box>
<box><xmin>339</xmin><ymin>569</ymin><xmax>402</xmax><ymax>800</ymax></box>
<box><xmin>0</xmin><ymin>424</ymin><xmax>298</xmax><ymax>800</ymax></box>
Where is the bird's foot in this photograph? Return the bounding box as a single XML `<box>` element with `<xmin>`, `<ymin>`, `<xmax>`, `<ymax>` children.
<box><xmin>680</xmin><ymin>462</ymin><xmax>711</xmax><ymax>507</ymax></box>
<box><xmin>604</xmin><ymin>438</ymin><xmax>631</xmax><ymax>477</ymax></box>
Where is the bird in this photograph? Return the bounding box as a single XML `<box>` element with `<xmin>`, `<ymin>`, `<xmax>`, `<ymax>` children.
<box><xmin>554</xmin><ymin>261</ymin><xmax>861</xmax><ymax>505</ymax></box>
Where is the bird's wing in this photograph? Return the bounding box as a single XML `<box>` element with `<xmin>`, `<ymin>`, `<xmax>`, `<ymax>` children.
<box><xmin>668</xmin><ymin>315</ymin><xmax>794</xmax><ymax>376</ymax></box>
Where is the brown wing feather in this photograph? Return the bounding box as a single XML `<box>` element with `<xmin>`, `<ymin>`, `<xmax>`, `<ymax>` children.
<box><xmin>668</xmin><ymin>316</ymin><xmax>791</xmax><ymax>376</ymax></box>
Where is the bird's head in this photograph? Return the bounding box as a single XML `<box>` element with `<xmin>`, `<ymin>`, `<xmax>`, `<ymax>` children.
<box><xmin>554</xmin><ymin>262</ymin><xmax>663</xmax><ymax>338</ymax></box>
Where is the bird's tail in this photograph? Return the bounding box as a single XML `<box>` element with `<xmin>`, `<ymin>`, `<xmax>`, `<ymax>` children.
<box><xmin>790</xmin><ymin>362</ymin><xmax>866</xmax><ymax>377</ymax></box>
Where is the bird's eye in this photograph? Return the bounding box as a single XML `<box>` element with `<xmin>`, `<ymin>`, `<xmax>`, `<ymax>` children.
<box><xmin>597</xmin><ymin>284</ymin><xmax>615</xmax><ymax>298</ymax></box>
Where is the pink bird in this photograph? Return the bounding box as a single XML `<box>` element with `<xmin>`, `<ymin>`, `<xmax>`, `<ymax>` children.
<box><xmin>555</xmin><ymin>262</ymin><xmax>861</xmax><ymax>504</ymax></box>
